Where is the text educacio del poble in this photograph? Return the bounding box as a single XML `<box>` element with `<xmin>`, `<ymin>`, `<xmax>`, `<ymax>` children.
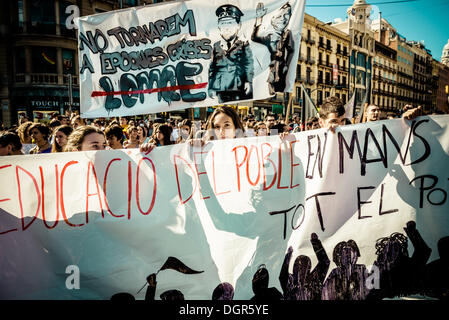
<box><xmin>0</xmin><ymin>119</ymin><xmax>443</xmax><ymax>237</ymax></box>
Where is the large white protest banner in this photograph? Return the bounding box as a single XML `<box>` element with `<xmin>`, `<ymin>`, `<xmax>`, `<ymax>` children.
<box><xmin>76</xmin><ymin>0</ymin><xmax>305</xmax><ymax>118</ymax></box>
<box><xmin>1</xmin><ymin>116</ymin><xmax>449</xmax><ymax>300</ymax></box>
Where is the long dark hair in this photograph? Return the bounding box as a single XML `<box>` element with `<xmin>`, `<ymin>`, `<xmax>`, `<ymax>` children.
<box><xmin>51</xmin><ymin>125</ymin><xmax>73</xmax><ymax>152</ymax></box>
<box><xmin>150</xmin><ymin>124</ymin><xmax>173</xmax><ymax>146</ymax></box>
<box><xmin>206</xmin><ymin>106</ymin><xmax>245</xmax><ymax>140</ymax></box>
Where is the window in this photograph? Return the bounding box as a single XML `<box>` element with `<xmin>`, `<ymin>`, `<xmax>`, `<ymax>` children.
<box><xmin>17</xmin><ymin>0</ymin><xmax>24</xmax><ymax>31</ymax></box>
<box><xmin>307</xmin><ymin>47</ymin><xmax>311</xmax><ymax>60</ymax></box>
<box><xmin>306</xmin><ymin>68</ymin><xmax>312</xmax><ymax>82</ymax></box>
<box><xmin>296</xmin><ymin>86</ymin><xmax>302</xmax><ymax>101</ymax></box>
<box><xmin>15</xmin><ymin>47</ymin><xmax>26</xmax><ymax>74</ymax></box>
<box><xmin>296</xmin><ymin>65</ymin><xmax>301</xmax><ymax>80</ymax></box>
<box><xmin>62</xmin><ymin>49</ymin><xmax>76</xmax><ymax>74</ymax></box>
<box><xmin>318</xmin><ymin>91</ymin><xmax>323</xmax><ymax>105</ymax></box>
<box><xmin>32</xmin><ymin>47</ymin><xmax>57</xmax><ymax>74</ymax></box>
<box><xmin>29</xmin><ymin>0</ymin><xmax>56</xmax><ymax>34</ymax></box>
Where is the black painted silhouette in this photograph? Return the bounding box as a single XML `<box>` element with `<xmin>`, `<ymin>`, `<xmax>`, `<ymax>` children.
<box><xmin>212</xmin><ymin>282</ymin><xmax>235</xmax><ymax>300</ymax></box>
<box><xmin>279</xmin><ymin>233</ymin><xmax>330</xmax><ymax>300</ymax></box>
<box><xmin>143</xmin><ymin>257</ymin><xmax>203</xmax><ymax>301</ymax></box>
<box><xmin>160</xmin><ymin>289</ymin><xmax>184</xmax><ymax>301</ymax></box>
<box><xmin>424</xmin><ymin>236</ymin><xmax>449</xmax><ymax>300</ymax></box>
<box><xmin>321</xmin><ymin>239</ymin><xmax>370</xmax><ymax>300</ymax></box>
<box><xmin>367</xmin><ymin>221</ymin><xmax>431</xmax><ymax>300</ymax></box>
<box><xmin>110</xmin><ymin>292</ymin><xmax>135</xmax><ymax>301</ymax></box>
<box><xmin>250</xmin><ymin>265</ymin><xmax>283</xmax><ymax>301</ymax></box>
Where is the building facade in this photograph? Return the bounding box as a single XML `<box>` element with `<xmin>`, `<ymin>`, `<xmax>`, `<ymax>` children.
<box><xmin>0</xmin><ymin>0</ymin><xmax>152</xmax><ymax>127</ymax></box>
<box><xmin>333</xmin><ymin>0</ymin><xmax>376</xmax><ymax>114</ymax></box>
<box><xmin>293</xmin><ymin>13</ymin><xmax>350</xmax><ymax>115</ymax></box>
<box><xmin>409</xmin><ymin>41</ymin><xmax>433</xmax><ymax>113</ymax></box>
<box><xmin>373</xmin><ymin>41</ymin><xmax>397</xmax><ymax>116</ymax></box>
<box><xmin>436</xmin><ymin>62</ymin><xmax>449</xmax><ymax>113</ymax></box>
<box><xmin>395</xmin><ymin>36</ymin><xmax>415</xmax><ymax>111</ymax></box>
<box><xmin>442</xmin><ymin>39</ymin><xmax>449</xmax><ymax>67</ymax></box>
<box><xmin>372</xmin><ymin>16</ymin><xmax>413</xmax><ymax>112</ymax></box>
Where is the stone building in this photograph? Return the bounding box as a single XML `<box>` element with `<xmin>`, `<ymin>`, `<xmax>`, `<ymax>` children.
<box><xmin>373</xmin><ymin>41</ymin><xmax>397</xmax><ymax>116</ymax></box>
<box><xmin>332</xmin><ymin>0</ymin><xmax>376</xmax><ymax>114</ymax></box>
<box><xmin>410</xmin><ymin>41</ymin><xmax>433</xmax><ymax>113</ymax></box>
<box><xmin>0</xmin><ymin>0</ymin><xmax>153</xmax><ymax>126</ymax></box>
<box><xmin>372</xmin><ymin>16</ymin><xmax>412</xmax><ymax>113</ymax></box>
<box><xmin>441</xmin><ymin>39</ymin><xmax>449</xmax><ymax>67</ymax></box>
<box><xmin>293</xmin><ymin>13</ymin><xmax>350</xmax><ymax>114</ymax></box>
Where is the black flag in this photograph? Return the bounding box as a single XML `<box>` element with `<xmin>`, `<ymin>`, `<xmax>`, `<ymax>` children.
<box><xmin>158</xmin><ymin>257</ymin><xmax>204</xmax><ymax>274</ymax></box>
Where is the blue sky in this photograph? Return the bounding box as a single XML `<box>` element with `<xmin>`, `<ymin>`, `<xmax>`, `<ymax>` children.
<box><xmin>305</xmin><ymin>0</ymin><xmax>449</xmax><ymax>61</ymax></box>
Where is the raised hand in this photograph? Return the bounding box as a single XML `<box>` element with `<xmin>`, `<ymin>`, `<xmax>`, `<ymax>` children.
<box><xmin>140</xmin><ymin>142</ymin><xmax>156</xmax><ymax>155</ymax></box>
<box><xmin>402</xmin><ymin>105</ymin><xmax>422</xmax><ymax>120</ymax></box>
<box><xmin>256</xmin><ymin>2</ymin><xmax>268</xmax><ymax>18</ymax></box>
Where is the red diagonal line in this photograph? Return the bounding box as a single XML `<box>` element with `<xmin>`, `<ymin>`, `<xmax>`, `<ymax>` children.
<box><xmin>91</xmin><ymin>82</ymin><xmax>208</xmax><ymax>97</ymax></box>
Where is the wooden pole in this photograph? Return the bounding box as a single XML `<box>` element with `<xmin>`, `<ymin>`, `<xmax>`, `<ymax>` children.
<box><xmin>285</xmin><ymin>93</ymin><xmax>293</xmax><ymax>125</ymax></box>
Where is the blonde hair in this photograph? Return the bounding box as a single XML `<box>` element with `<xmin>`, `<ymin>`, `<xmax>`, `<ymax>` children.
<box><xmin>65</xmin><ymin>125</ymin><xmax>104</xmax><ymax>152</ymax></box>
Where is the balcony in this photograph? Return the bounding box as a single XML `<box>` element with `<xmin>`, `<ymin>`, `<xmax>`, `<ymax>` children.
<box><xmin>302</xmin><ymin>34</ymin><xmax>316</xmax><ymax>45</ymax></box>
<box><xmin>296</xmin><ymin>76</ymin><xmax>307</xmax><ymax>82</ymax></box>
<box><xmin>15</xmin><ymin>73</ymin><xmax>79</xmax><ymax>86</ymax></box>
<box><xmin>306</xmin><ymin>57</ymin><xmax>316</xmax><ymax>65</ymax></box>
<box><xmin>307</xmin><ymin>79</ymin><xmax>315</xmax><ymax>85</ymax></box>
<box><xmin>318</xmin><ymin>42</ymin><xmax>325</xmax><ymax>49</ymax></box>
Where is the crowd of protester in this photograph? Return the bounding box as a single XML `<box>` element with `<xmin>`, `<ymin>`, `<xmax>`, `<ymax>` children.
<box><xmin>0</xmin><ymin>96</ymin><xmax>425</xmax><ymax>156</ymax></box>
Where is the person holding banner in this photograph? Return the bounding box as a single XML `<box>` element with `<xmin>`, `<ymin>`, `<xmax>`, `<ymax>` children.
<box><xmin>318</xmin><ymin>96</ymin><xmax>346</xmax><ymax>133</ymax></box>
<box><xmin>402</xmin><ymin>105</ymin><xmax>423</xmax><ymax>120</ymax></box>
<box><xmin>65</xmin><ymin>125</ymin><xmax>107</xmax><ymax>152</ymax></box>
<box><xmin>208</xmin><ymin>4</ymin><xmax>254</xmax><ymax>103</ymax></box>
<box><xmin>205</xmin><ymin>106</ymin><xmax>246</xmax><ymax>141</ymax></box>
<box><xmin>149</xmin><ymin>124</ymin><xmax>174</xmax><ymax>147</ymax></box>
<box><xmin>365</xmin><ymin>104</ymin><xmax>381</xmax><ymax>123</ymax></box>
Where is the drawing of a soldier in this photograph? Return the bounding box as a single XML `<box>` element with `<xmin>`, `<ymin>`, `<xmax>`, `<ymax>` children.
<box><xmin>208</xmin><ymin>4</ymin><xmax>254</xmax><ymax>103</ymax></box>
